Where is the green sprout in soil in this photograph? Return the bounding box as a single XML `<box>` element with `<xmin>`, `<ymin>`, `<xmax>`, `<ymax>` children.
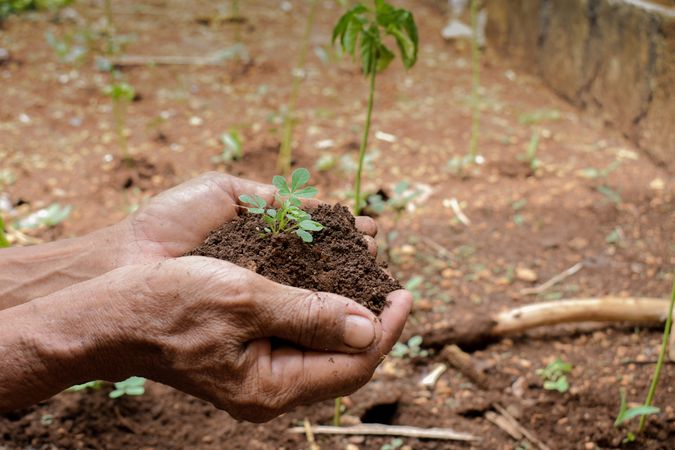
<box><xmin>277</xmin><ymin>0</ymin><xmax>319</xmax><ymax>175</ymax></box>
<box><xmin>239</xmin><ymin>168</ymin><xmax>323</xmax><ymax>243</ymax></box>
<box><xmin>104</xmin><ymin>80</ymin><xmax>135</xmax><ymax>163</ymax></box>
<box><xmin>332</xmin><ymin>0</ymin><xmax>418</xmax><ymax>215</ymax></box>
<box><xmin>0</xmin><ymin>216</ymin><xmax>10</xmax><ymax>248</ymax></box>
<box><xmin>0</xmin><ymin>0</ymin><xmax>71</xmax><ymax>21</ymax></box>
<box><xmin>536</xmin><ymin>357</ymin><xmax>572</xmax><ymax>393</ymax></box>
<box><xmin>109</xmin><ymin>376</ymin><xmax>146</xmax><ymax>399</ymax></box>
<box><xmin>367</xmin><ymin>180</ymin><xmax>420</xmax><ymax>259</ymax></box>
<box><xmin>518</xmin><ymin>130</ymin><xmax>540</xmax><ymax>174</ymax></box>
<box><xmin>212</xmin><ymin>128</ymin><xmax>243</xmax><ymax>163</ymax></box>
<box><xmin>390</xmin><ymin>335</ymin><xmax>428</xmax><ymax>359</ymax></box>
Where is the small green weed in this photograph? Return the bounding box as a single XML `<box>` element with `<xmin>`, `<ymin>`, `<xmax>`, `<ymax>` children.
<box><xmin>391</xmin><ymin>335</ymin><xmax>428</xmax><ymax>359</ymax></box>
<box><xmin>212</xmin><ymin>128</ymin><xmax>243</xmax><ymax>163</ymax></box>
<box><xmin>109</xmin><ymin>376</ymin><xmax>146</xmax><ymax>399</ymax></box>
<box><xmin>536</xmin><ymin>358</ymin><xmax>572</xmax><ymax>393</ymax></box>
<box><xmin>240</xmin><ymin>168</ymin><xmax>323</xmax><ymax>243</ymax></box>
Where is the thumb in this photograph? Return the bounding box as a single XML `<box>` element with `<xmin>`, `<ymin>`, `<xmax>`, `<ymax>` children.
<box><xmin>254</xmin><ymin>281</ymin><xmax>382</xmax><ymax>353</ymax></box>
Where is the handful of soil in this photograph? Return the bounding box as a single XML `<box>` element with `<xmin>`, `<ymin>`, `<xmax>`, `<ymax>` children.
<box><xmin>186</xmin><ymin>203</ymin><xmax>400</xmax><ymax>314</ymax></box>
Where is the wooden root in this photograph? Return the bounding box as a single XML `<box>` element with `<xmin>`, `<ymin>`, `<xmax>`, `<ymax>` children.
<box><xmin>288</xmin><ymin>424</ymin><xmax>479</xmax><ymax>442</ymax></box>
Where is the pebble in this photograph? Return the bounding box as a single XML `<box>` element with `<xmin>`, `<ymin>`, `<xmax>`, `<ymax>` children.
<box><xmin>516</xmin><ymin>267</ymin><xmax>538</xmax><ymax>282</ymax></box>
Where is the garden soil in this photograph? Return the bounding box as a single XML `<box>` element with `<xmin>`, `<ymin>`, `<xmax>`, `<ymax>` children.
<box><xmin>186</xmin><ymin>204</ymin><xmax>400</xmax><ymax>315</ymax></box>
<box><xmin>1</xmin><ymin>0</ymin><xmax>673</xmax><ymax>448</ymax></box>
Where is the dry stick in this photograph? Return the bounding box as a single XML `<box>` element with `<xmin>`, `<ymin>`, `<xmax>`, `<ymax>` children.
<box><xmin>110</xmin><ymin>55</ymin><xmax>231</xmax><ymax>66</ymax></box>
<box><xmin>492</xmin><ymin>404</ymin><xmax>551</xmax><ymax>450</ymax></box>
<box><xmin>519</xmin><ymin>262</ymin><xmax>584</xmax><ymax>296</ymax></box>
<box><xmin>288</xmin><ymin>424</ymin><xmax>479</xmax><ymax>442</ymax></box>
<box><xmin>492</xmin><ymin>297</ymin><xmax>670</xmax><ymax>337</ymax></box>
<box><xmin>303</xmin><ymin>418</ymin><xmax>320</xmax><ymax>450</ymax></box>
<box><xmin>441</xmin><ymin>345</ymin><xmax>488</xmax><ymax>389</ymax></box>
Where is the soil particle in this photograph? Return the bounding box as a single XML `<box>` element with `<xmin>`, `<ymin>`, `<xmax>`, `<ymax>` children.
<box><xmin>187</xmin><ymin>203</ymin><xmax>401</xmax><ymax>314</ymax></box>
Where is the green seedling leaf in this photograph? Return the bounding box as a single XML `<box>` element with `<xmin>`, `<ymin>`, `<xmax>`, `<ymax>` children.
<box><xmin>291</xmin><ymin>168</ymin><xmax>311</xmax><ymax>190</ymax></box>
<box><xmin>407</xmin><ymin>335</ymin><xmax>423</xmax><ymax>348</ymax></box>
<box><xmin>294</xmin><ymin>186</ymin><xmax>318</xmax><ymax>198</ymax></box>
<box><xmin>104</xmin><ymin>82</ymin><xmax>135</xmax><ymax>102</ymax></box>
<box><xmin>296</xmin><ymin>229</ymin><xmax>313</xmax><ymax>242</ymax></box>
<box><xmin>266</xmin><ymin>209</ymin><xmax>277</xmax><ymax>218</ymax></box>
<box><xmin>109</xmin><ymin>376</ymin><xmax>146</xmax><ymax>399</ymax></box>
<box><xmin>15</xmin><ymin>203</ymin><xmax>72</xmax><ymax>229</ymax></box>
<box><xmin>543</xmin><ymin>376</ymin><xmax>569</xmax><ymax>393</ymax></box>
<box><xmin>597</xmin><ymin>185</ymin><xmax>621</xmax><ymax>204</ymax></box>
<box><xmin>614</xmin><ymin>388</ymin><xmax>660</xmax><ymax>426</ymax></box>
<box><xmin>239</xmin><ymin>194</ymin><xmax>267</xmax><ymax>209</ymax></box>
<box><xmin>273</xmin><ymin>175</ymin><xmax>291</xmax><ymax>195</ymax></box>
<box><xmin>67</xmin><ymin>380</ymin><xmax>104</xmax><ymax>392</ymax></box>
<box><xmin>299</xmin><ymin>220</ymin><xmax>323</xmax><ymax>231</ymax></box>
<box><xmin>219</xmin><ymin>129</ymin><xmax>243</xmax><ymax>161</ymax></box>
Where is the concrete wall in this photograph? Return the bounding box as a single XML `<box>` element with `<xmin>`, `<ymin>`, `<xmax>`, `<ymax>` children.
<box><xmin>486</xmin><ymin>0</ymin><xmax>674</xmax><ymax>170</ymax></box>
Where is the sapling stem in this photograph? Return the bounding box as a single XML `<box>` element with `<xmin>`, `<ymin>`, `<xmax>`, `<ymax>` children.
<box><xmin>468</xmin><ymin>0</ymin><xmax>480</xmax><ymax>161</ymax></box>
<box><xmin>0</xmin><ymin>216</ymin><xmax>9</xmax><ymax>248</ymax></box>
<box><xmin>638</xmin><ymin>281</ymin><xmax>675</xmax><ymax>433</ymax></box>
<box><xmin>277</xmin><ymin>0</ymin><xmax>319</xmax><ymax>175</ymax></box>
<box><xmin>353</xmin><ymin>68</ymin><xmax>376</xmax><ymax>215</ymax></box>
<box><xmin>333</xmin><ymin>397</ymin><xmax>342</xmax><ymax>426</ymax></box>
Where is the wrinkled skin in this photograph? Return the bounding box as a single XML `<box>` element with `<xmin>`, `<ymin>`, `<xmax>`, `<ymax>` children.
<box><xmin>0</xmin><ymin>173</ymin><xmax>411</xmax><ymax>421</ymax></box>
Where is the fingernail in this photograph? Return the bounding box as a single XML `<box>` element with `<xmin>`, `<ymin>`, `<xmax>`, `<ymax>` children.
<box><xmin>344</xmin><ymin>315</ymin><xmax>376</xmax><ymax>349</ymax></box>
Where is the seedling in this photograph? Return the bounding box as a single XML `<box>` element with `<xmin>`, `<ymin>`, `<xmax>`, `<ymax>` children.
<box><xmin>213</xmin><ymin>128</ymin><xmax>243</xmax><ymax>163</ymax></box>
<box><xmin>104</xmin><ymin>80</ymin><xmax>135</xmax><ymax>163</ymax></box>
<box><xmin>536</xmin><ymin>357</ymin><xmax>572</xmax><ymax>393</ymax></box>
<box><xmin>580</xmin><ymin>161</ymin><xmax>622</xmax><ymax>205</ymax></box>
<box><xmin>332</xmin><ymin>0</ymin><xmax>418</xmax><ymax>214</ymax></box>
<box><xmin>277</xmin><ymin>0</ymin><xmax>319</xmax><ymax>175</ymax></box>
<box><xmin>614</xmin><ymin>388</ymin><xmax>659</xmax><ymax>428</ymax></box>
<box><xmin>390</xmin><ymin>335</ymin><xmax>428</xmax><ymax>358</ymax></box>
<box><xmin>0</xmin><ymin>216</ymin><xmax>10</xmax><ymax>248</ymax></box>
<box><xmin>239</xmin><ymin>168</ymin><xmax>323</xmax><ymax>243</ymax></box>
<box><xmin>519</xmin><ymin>130</ymin><xmax>540</xmax><ymax>173</ymax></box>
<box><xmin>367</xmin><ymin>180</ymin><xmax>420</xmax><ymax>259</ymax></box>
<box><xmin>109</xmin><ymin>376</ymin><xmax>146</xmax><ymax>399</ymax></box>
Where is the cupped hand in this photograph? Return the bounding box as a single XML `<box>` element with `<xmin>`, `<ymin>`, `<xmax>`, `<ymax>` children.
<box><xmin>110</xmin><ymin>257</ymin><xmax>412</xmax><ymax>422</ymax></box>
<box><xmin>116</xmin><ymin>172</ymin><xmax>378</xmax><ymax>264</ymax></box>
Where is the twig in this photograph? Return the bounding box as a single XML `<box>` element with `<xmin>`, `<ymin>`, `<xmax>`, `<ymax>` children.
<box><xmin>111</xmin><ymin>54</ymin><xmax>234</xmax><ymax>67</ymax></box>
<box><xmin>519</xmin><ymin>262</ymin><xmax>584</xmax><ymax>296</ymax></box>
<box><xmin>442</xmin><ymin>345</ymin><xmax>489</xmax><ymax>389</ymax></box>
<box><xmin>303</xmin><ymin>418</ymin><xmax>320</xmax><ymax>450</ymax></box>
<box><xmin>448</xmin><ymin>198</ymin><xmax>471</xmax><ymax>226</ymax></box>
<box><xmin>420</xmin><ymin>363</ymin><xmax>448</xmax><ymax>388</ymax></box>
<box><xmin>420</xmin><ymin>237</ymin><xmax>453</xmax><ymax>261</ymax></box>
<box><xmin>492</xmin><ymin>404</ymin><xmax>551</xmax><ymax>450</ymax></box>
<box><xmin>288</xmin><ymin>424</ymin><xmax>479</xmax><ymax>442</ymax></box>
<box><xmin>492</xmin><ymin>297</ymin><xmax>671</xmax><ymax>336</ymax></box>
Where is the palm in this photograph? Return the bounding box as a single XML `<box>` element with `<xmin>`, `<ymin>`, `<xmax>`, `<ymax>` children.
<box><xmin>124</xmin><ymin>173</ymin><xmax>275</xmax><ymax>260</ymax></box>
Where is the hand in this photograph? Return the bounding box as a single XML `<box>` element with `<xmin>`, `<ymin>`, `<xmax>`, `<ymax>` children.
<box><xmin>117</xmin><ymin>172</ymin><xmax>379</xmax><ymax>264</ymax></box>
<box><xmin>0</xmin><ymin>257</ymin><xmax>412</xmax><ymax>420</ymax></box>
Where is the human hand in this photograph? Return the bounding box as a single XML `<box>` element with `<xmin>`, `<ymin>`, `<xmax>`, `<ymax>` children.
<box><xmin>1</xmin><ymin>256</ymin><xmax>411</xmax><ymax>419</ymax></box>
<box><xmin>116</xmin><ymin>172</ymin><xmax>379</xmax><ymax>264</ymax></box>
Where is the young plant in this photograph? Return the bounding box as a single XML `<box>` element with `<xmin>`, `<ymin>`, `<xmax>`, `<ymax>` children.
<box><xmin>536</xmin><ymin>357</ymin><xmax>572</xmax><ymax>393</ymax></box>
<box><xmin>390</xmin><ymin>335</ymin><xmax>429</xmax><ymax>359</ymax></box>
<box><xmin>277</xmin><ymin>0</ymin><xmax>319</xmax><ymax>175</ymax></box>
<box><xmin>239</xmin><ymin>168</ymin><xmax>323</xmax><ymax>243</ymax></box>
<box><xmin>109</xmin><ymin>376</ymin><xmax>146</xmax><ymax>399</ymax></box>
<box><xmin>213</xmin><ymin>128</ymin><xmax>243</xmax><ymax>163</ymax></box>
<box><xmin>104</xmin><ymin>80</ymin><xmax>135</xmax><ymax>163</ymax></box>
<box><xmin>519</xmin><ymin>130</ymin><xmax>540</xmax><ymax>173</ymax></box>
<box><xmin>332</xmin><ymin>0</ymin><xmax>418</xmax><ymax>215</ymax></box>
<box><xmin>367</xmin><ymin>180</ymin><xmax>420</xmax><ymax>259</ymax></box>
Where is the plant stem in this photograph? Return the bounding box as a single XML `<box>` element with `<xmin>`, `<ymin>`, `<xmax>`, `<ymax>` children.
<box><xmin>0</xmin><ymin>216</ymin><xmax>10</xmax><ymax>248</ymax></box>
<box><xmin>353</xmin><ymin>68</ymin><xmax>376</xmax><ymax>215</ymax></box>
<box><xmin>468</xmin><ymin>0</ymin><xmax>480</xmax><ymax>161</ymax></box>
<box><xmin>333</xmin><ymin>397</ymin><xmax>342</xmax><ymax>426</ymax></box>
<box><xmin>638</xmin><ymin>281</ymin><xmax>675</xmax><ymax>433</ymax></box>
<box><xmin>112</xmin><ymin>97</ymin><xmax>130</xmax><ymax>162</ymax></box>
<box><xmin>277</xmin><ymin>0</ymin><xmax>319</xmax><ymax>175</ymax></box>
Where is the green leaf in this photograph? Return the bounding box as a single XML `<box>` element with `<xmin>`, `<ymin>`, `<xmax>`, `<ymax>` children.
<box><xmin>294</xmin><ymin>186</ymin><xmax>318</xmax><ymax>198</ymax></box>
<box><xmin>332</xmin><ymin>4</ymin><xmax>368</xmax><ymax>45</ymax></box>
<box><xmin>272</xmin><ymin>175</ymin><xmax>290</xmax><ymax>195</ymax></box>
<box><xmin>407</xmin><ymin>335</ymin><xmax>423</xmax><ymax>348</ymax></box>
<box><xmin>239</xmin><ymin>194</ymin><xmax>266</xmax><ymax>209</ymax></box>
<box><xmin>387</xmin><ymin>25</ymin><xmax>416</xmax><ymax>68</ymax></box>
<box><xmin>376</xmin><ymin>42</ymin><xmax>395</xmax><ymax>72</ymax></box>
<box><xmin>266</xmin><ymin>209</ymin><xmax>277</xmax><ymax>218</ymax></box>
<box><xmin>543</xmin><ymin>376</ymin><xmax>569</xmax><ymax>393</ymax></box>
<box><xmin>343</xmin><ymin>17</ymin><xmax>363</xmax><ymax>56</ymax></box>
<box><xmin>359</xmin><ymin>26</ymin><xmax>378</xmax><ymax>74</ymax></box>
<box><xmin>296</xmin><ymin>229</ymin><xmax>313</xmax><ymax>242</ymax></box>
<box><xmin>248</xmin><ymin>208</ymin><xmax>264</xmax><ymax>215</ymax></box>
<box><xmin>291</xmin><ymin>168</ymin><xmax>310</xmax><ymax>190</ymax></box>
<box><xmin>614</xmin><ymin>388</ymin><xmax>660</xmax><ymax>426</ymax></box>
<box><xmin>299</xmin><ymin>220</ymin><xmax>323</xmax><ymax>231</ymax></box>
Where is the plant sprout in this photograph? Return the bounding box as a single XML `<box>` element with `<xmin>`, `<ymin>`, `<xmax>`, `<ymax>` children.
<box><xmin>520</xmin><ymin>130</ymin><xmax>540</xmax><ymax>173</ymax></box>
<box><xmin>109</xmin><ymin>376</ymin><xmax>146</xmax><ymax>399</ymax></box>
<box><xmin>213</xmin><ymin>128</ymin><xmax>243</xmax><ymax>163</ymax></box>
<box><xmin>536</xmin><ymin>357</ymin><xmax>572</xmax><ymax>393</ymax></box>
<box><xmin>332</xmin><ymin>0</ymin><xmax>418</xmax><ymax>215</ymax></box>
<box><xmin>277</xmin><ymin>0</ymin><xmax>319</xmax><ymax>175</ymax></box>
<box><xmin>239</xmin><ymin>168</ymin><xmax>323</xmax><ymax>243</ymax></box>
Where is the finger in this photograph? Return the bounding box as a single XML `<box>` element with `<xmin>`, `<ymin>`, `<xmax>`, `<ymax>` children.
<box><xmin>363</xmin><ymin>235</ymin><xmax>377</xmax><ymax>257</ymax></box>
<box><xmin>247</xmin><ymin>291</ymin><xmax>413</xmax><ymax>410</ymax></box>
<box><xmin>255</xmin><ymin>281</ymin><xmax>382</xmax><ymax>354</ymax></box>
<box><xmin>355</xmin><ymin>216</ymin><xmax>378</xmax><ymax>237</ymax></box>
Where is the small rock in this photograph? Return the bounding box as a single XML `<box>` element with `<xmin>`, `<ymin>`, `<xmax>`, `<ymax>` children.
<box><xmin>516</xmin><ymin>267</ymin><xmax>538</xmax><ymax>282</ymax></box>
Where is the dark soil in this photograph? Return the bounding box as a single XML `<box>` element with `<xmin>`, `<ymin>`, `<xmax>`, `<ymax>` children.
<box><xmin>187</xmin><ymin>203</ymin><xmax>400</xmax><ymax>314</ymax></box>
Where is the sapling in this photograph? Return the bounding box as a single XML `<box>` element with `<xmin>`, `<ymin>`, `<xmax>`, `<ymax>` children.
<box><xmin>239</xmin><ymin>168</ymin><xmax>323</xmax><ymax>243</ymax></box>
<box><xmin>536</xmin><ymin>357</ymin><xmax>572</xmax><ymax>393</ymax></box>
<box><xmin>277</xmin><ymin>0</ymin><xmax>319</xmax><ymax>175</ymax></box>
<box><xmin>332</xmin><ymin>0</ymin><xmax>418</xmax><ymax>215</ymax></box>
